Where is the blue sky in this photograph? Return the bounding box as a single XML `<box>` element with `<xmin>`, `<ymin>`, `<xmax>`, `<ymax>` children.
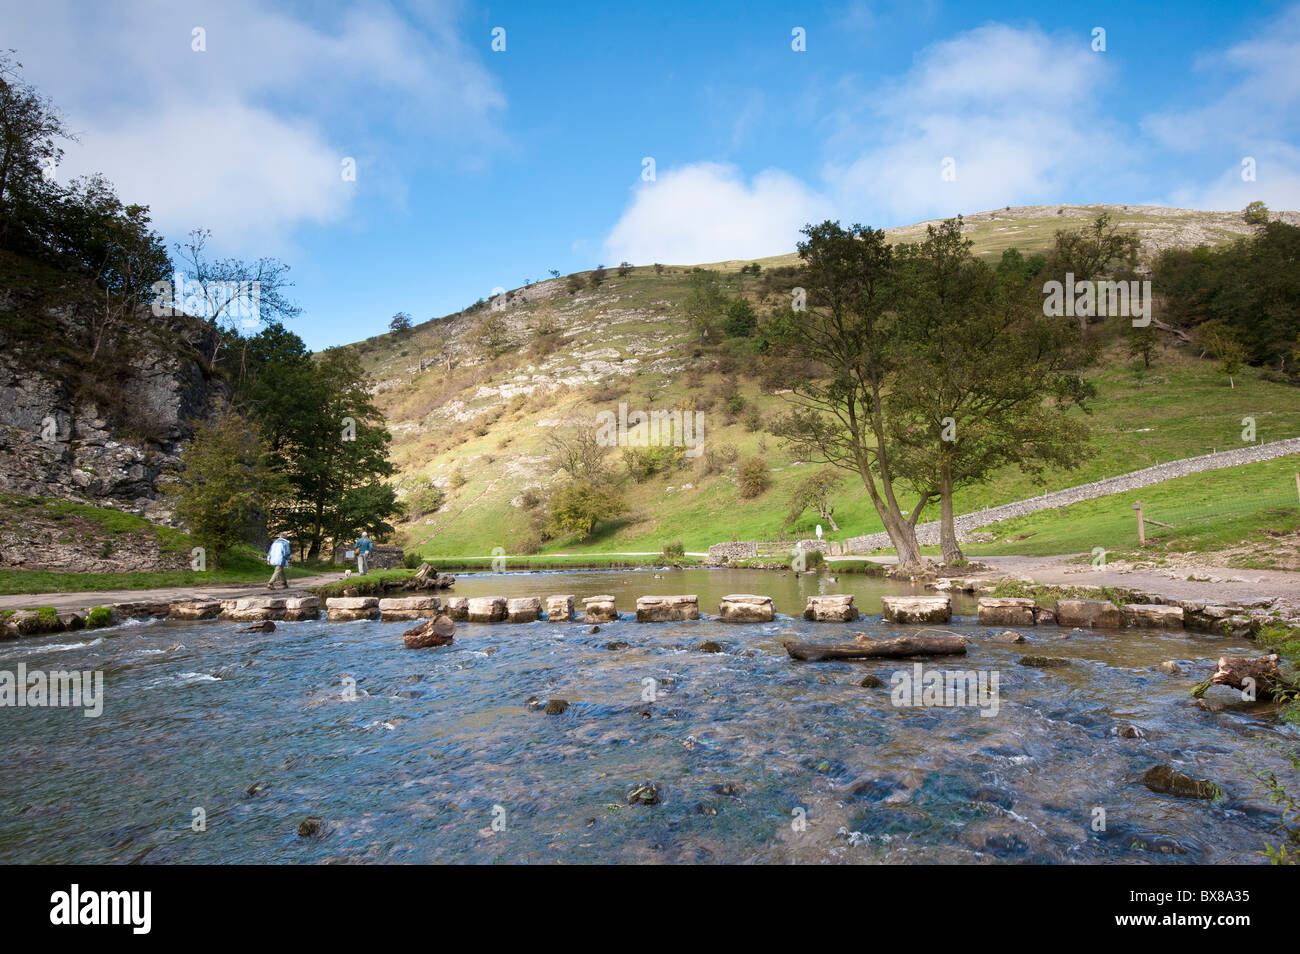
<box><xmin>4</xmin><ymin>0</ymin><xmax>1298</xmax><ymax>349</ymax></box>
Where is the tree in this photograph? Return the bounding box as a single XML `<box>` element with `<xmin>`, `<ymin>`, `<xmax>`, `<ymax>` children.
<box><xmin>228</xmin><ymin>326</ymin><xmax>398</xmax><ymax>560</ymax></box>
<box><xmin>0</xmin><ymin>51</ymin><xmax>70</xmax><ymax>256</ymax></box>
<box><xmin>769</xmin><ymin>221</ymin><xmax>929</xmax><ymax>570</ymax></box>
<box><xmin>475</xmin><ymin>309</ymin><xmax>510</xmax><ymax>359</ymax></box>
<box><xmin>1126</xmin><ymin>321</ymin><xmax>1157</xmax><ymax>370</ymax></box>
<box><xmin>547</xmin><ymin>480</ymin><xmax>626</xmax><ymax>538</ymax></box>
<box><xmin>683</xmin><ymin>269</ymin><xmax>727</xmax><ymax>342</ymax></box>
<box><xmin>1200</xmin><ymin>321</ymin><xmax>1246</xmax><ymax>387</ymax></box>
<box><xmin>548</xmin><ymin>269</ymin><xmax>560</xmax><ymax>278</ymax></box>
<box><xmin>617</xmin><ymin>261</ymin><xmax>632</xmax><ymax>277</ymax></box>
<box><xmin>785</xmin><ymin>468</ymin><xmax>842</xmax><ymax>531</ymax></box>
<box><xmin>173</xmin><ymin>228</ymin><xmax>301</xmax><ymax>363</ymax></box>
<box><xmin>722</xmin><ymin>298</ymin><xmax>758</xmax><ymax>338</ymax></box>
<box><xmin>547</xmin><ymin>428</ymin><xmax>611</xmax><ymax>482</ymax></box>
<box><xmin>164</xmin><ymin>406</ymin><xmax>280</xmax><ymax>566</ymax></box>
<box><xmin>589</xmin><ymin>264</ymin><xmax>607</xmax><ymax>288</ymax></box>
<box><xmin>389</xmin><ymin>311</ymin><xmax>412</xmax><ymax>333</ymax></box>
<box><xmin>1045</xmin><ymin>212</ymin><xmax>1141</xmax><ymax>336</ymax></box>
<box><xmin>886</xmin><ymin>221</ymin><xmax>1094</xmax><ymax>563</ymax></box>
<box><xmin>1243</xmin><ymin>201</ymin><xmax>1270</xmax><ymax>226</ymax></box>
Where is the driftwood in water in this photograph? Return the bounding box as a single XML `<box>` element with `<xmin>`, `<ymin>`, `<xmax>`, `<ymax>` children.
<box><xmin>784</xmin><ymin>633</ymin><xmax>967</xmax><ymax>662</ymax></box>
<box><xmin>403</xmin><ymin>613</ymin><xmax>456</xmax><ymax>649</ymax></box>
<box><xmin>401</xmin><ymin>563</ymin><xmax>456</xmax><ymax>591</ymax></box>
<box><xmin>1210</xmin><ymin>653</ymin><xmax>1287</xmax><ymax>701</ymax></box>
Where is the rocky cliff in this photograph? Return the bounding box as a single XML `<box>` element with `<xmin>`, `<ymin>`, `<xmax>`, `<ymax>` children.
<box><xmin>0</xmin><ymin>301</ymin><xmax>227</xmax><ymax>528</ymax></box>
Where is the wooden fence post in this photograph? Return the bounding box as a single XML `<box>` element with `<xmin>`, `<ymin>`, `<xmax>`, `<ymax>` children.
<box><xmin>1134</xmin><ymin>500</ymin><xmax>1145</xmax><ymax>547</ymax></box>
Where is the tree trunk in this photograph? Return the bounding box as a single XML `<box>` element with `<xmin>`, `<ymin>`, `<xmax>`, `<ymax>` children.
<box><xmin>818</xmin><ymin>505</ymin><xmax>840</xmax><ymax>532</ymax></box>
<box><xmin>938</xmin><ymin>461</ymin><xmax>964</xmax><ymax>564</ymax></box>
<box><xmin>1210</xmin><ymin>654</ymin><xmax>1286</xmax><ymax>701</ymax></box>
<box><xmin>784</xmin><ymin>633</ymin><xmax>967</xmax><ymax>661</ymax></box>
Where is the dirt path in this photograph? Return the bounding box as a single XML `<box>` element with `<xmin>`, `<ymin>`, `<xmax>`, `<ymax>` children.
<box><xmin>836</xmin><ymin>552</ymin><xmax>1300</xmax><ymax>604</ymax></box>
<box><xmin>0</xmin><ymin>573</ymin><xmax>340</xmax><ymax>613</ymax></box>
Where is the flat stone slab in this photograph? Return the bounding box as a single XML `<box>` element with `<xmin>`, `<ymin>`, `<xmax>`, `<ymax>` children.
<box><xmin>378</xmin><ymin>596</ymin><xmax>441</xmax><ymax>621</ymax></box>
<box><xmin>881</xmin><ymin>596</ymin><xmax>952</xmax><ymax>624</ymax></box>
<box><xmin>507</xmin><ymin>597</ymin><xmax>542</xmax><ymax>623</ymax></box>
<box><xmin>443</xmin><ymin>597</ymin><xmax>469</xmax><ymax>621</ymax></box>
<box><xmin>583</xmin><ymin>595</ymin><xmax>618</xmax><ymax>623</ymax></box>
<box><xmin>545</xmin><ymin>595</ymin><xmax>574</xmax><ymax>621</ymax></box>
<box><xmin>803</xmin><ymin>594</ymin><xmax>858</xmax><ymax>622</ymax></box>
<box><xmin>467</xmin><ymin>596</ymin><xmax>507</xmax><ymax>623</ymax></box>
<box><xmin>1056</xmin><ymin>598</ymin><xmax>1124</xmax><ymax>629</ymax></box>
<box><xmin>169</xmin><ymin>600</ymin><xmax>221</xmax><ymax>621</ymax></box>
<box><xmin>325</xmin><ymin>596</ymin><xmax>379</xmax><ymax>621</ymax></box>
<box><xmin>977</xmin><ymin>597</ymin><xmax>1037</xmax><ymax>627</ymax></box>
<box><xmin>635</xmin><ymin>595</ymin><xmax>700</xmax><ymax>622</ymax></box>
<box><xmin>283</xmin><ymin>596</ymin><xmax>320</xmax><ymax>620</ymax></box>
<box><xmin>223</xmin><ymin>597</ymin><xmax>288</xmax><ymax>622</ymax></box>
<box><xmin>718</xmin><ymin>594</ymin><xmax>774</xmax><ymax>623</ymax></box>
<box><xmin>1122</xmin><ymin>603</ymin><xmax>1184</xmax><ymax>629</ymax></box>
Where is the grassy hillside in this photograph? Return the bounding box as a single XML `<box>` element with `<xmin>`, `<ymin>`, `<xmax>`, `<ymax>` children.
<box><xmin>344</xmin><ymin>204</ymin><xmax>1300</xmax><ymax>559</ymax></box>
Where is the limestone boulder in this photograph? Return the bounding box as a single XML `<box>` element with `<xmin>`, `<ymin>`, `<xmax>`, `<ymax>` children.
<box><xmin>718</xmin><ymin>594</ymin><xmax>774</xmax><ymax>623</ymax></box>
<box><xmin>443</xmin><ymin>597</ymin><xmax>469</xmax><ymax>622</ymax></box>
<box><xmin>583</xmin><ymin>595</ymin><xmax>618</xmax><ymax>623</ymax></box>
<box><xmin>325</xmin><ymin>597</ymin><xmax>379</xmax><ymax>622</ymax></box>
<box><xmin>283</xmin><ymin>596</ymin><xmax>321</xmax><ymax>621</ymax></box>
<box><xmin>1122</xmin><ymin>603</ymin><xmax>1184</xmax><ymax>630</ymax></box>
<box><xmin>169</xmin><ymin>600</ymin><xmax>221</xmax><ymax>621</ymax></box>
<box><xmin>224</xmin><ymin>597</ymin><xmax>287</xmax><ymax>622</ymax></box>
<box><xmin>1055</xmin><ymin>599</ymin><xmax>1124</xmax><ymax>629</ymax></box>
<box><xmin>881</xmin><ymin>596</ymin><xmax>951</xmax><ymax>625</ymax></box>
<box><xmin>803</xmin><ymin>594</ymin><xmax>858</xmax><ymax>622</ymax></box>
<box><xmin>635</xmin><ymin>595</ymin><xmax>699</xmax><ymax>622</ymax></box>
<box><xmin>507</xmin><ymin>597</ymin><xmax>542</xmax><ymax>623</ymax></box>
<box><xmin>467</xmin><ymin>596</ymin><xmax>507</xmax><ymax>623</ymax></box>
<box><xmin>378</xmin><ymin>596</ymin><xmax>440</xmax><ymax>622</ymax></box>
<box><xmin>977</xmin><ymin>597</ymin><xmax>1036</xmax><ymax>627</ymax></box>
<box><xmin>545</xmin><ymin>595</ymin><xmax>575</xmax><ymax>621</ymax></box>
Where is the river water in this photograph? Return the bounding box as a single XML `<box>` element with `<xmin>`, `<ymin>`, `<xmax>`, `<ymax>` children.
<box><xmin>0</xmin><ymin>567</ymin><xmax>1293</xmax><ymax>864</ymax></box>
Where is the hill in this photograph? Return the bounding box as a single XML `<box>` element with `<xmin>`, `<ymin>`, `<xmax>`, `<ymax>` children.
<box><xmin>343</xmin><ymin>204</ymin><xmax>1300</xmax><ymax>562</ymax></box>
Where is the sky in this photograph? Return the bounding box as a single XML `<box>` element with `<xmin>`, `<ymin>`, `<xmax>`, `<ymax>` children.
<box><xmin>3</xmin><ymin>0</ymin><xmax>1298</xmax><ymax>349</ymax></box>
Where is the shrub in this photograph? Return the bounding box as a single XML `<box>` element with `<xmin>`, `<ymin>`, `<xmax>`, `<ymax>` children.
<box><xmin>802</xmin><ymin>549</ymin><xmax>825</xmax><ymax>569</ymax></box>
<box><xmin>86</xmin><ymin>606</ymin><xmax>114</xmax><ymax>628</ymax></box>
<box><xmin>742</xmin><ymin>406</ymin><xmax>763</xmax><ymax>432</ymax></box>
<box><xmin>403</xmin><ymin>551</ymin><xmax>424</xmax><ymax>569</ymax></box>
<box><xmin>737</xmin><ymin>457</ymin><xmax>771</xmax><ymax>498</ymax></box>
<box><xmin>726</xmin><ymin>393</ymin><xmax>747</xmax><ymax>417</ymax></box>
<box><xmin>661</xmin><ymin>540</ymin><xmax>686</xmax><ymax>560</ymax></box>
<box><xmin>519</xmin><ymin>488</ymin><xmax>543</xmax><ymax>509</ymax></box>
<box><xmin>449</xmin><ymin>469</ymin><xmax>467</xmax><ymax>489</ymax></box>
<box><xmin>701</xmin><ymin>442</ymin><xmax>739</xmax><ymax>476</ymax></box>
<box><xmin>622</xmin><ymin>445</ymin><xmax>685</xmax><ymax>483</ymax></box>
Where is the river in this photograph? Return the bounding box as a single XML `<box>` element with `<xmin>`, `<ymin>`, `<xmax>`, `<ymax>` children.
<box><xmin>0</xmin><ymin>567</ymin><xmax>1292</xmax><ymax>863</ymax></box>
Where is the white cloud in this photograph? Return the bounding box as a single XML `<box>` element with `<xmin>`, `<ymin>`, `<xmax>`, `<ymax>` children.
<box><xmin>1142</xmin><ymin>4</ymin><xmax>1300</xmax><ymax>211</ymax></box>
<box><xmin>602</xmin><ymin>163</ymin><xmax>831</xmax><ymax>265</ymax></box>
<box><xmin>602</xmin><ymin>23</ymin><xmax>1124</xmax><ymax>262</ymax></box>
<box><xmin>1</xmin><ymin>0</ymin><xmax>505</xmax><ymax>248</ymax></box>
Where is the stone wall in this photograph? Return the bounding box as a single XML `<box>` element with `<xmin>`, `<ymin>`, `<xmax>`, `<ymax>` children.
<box><xmin>844</xmin><ymin>438</ymin><xmax>1300</xmax><ymax>553</ymax></box>
<box><xmin>707</xmin><ymin>538</ymin><xmax>830</xmax><ymax>564</ymax></box>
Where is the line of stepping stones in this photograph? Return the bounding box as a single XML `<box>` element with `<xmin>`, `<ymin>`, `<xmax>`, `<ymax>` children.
<box><xmin>2</xmin><ymin>591</ymin><xmax>1255</xmax><ymax>637</ymax></box>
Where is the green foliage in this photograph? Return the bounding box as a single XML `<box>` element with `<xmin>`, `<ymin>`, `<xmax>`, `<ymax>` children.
<box><xmin>660</xmin><ymin>539</ymin><xmax>686</xmax><ymax>560</ymax></box>
<box><xmin>1153</xmin><ymin>221</ymin><xmax>1300</xmax><ymax>373</ymax></box>
<box><xmin>1243</xmin><ymin>200</ymin><xmax>1269</xmax><ymax>226</ymax></box>
<box><xmin>683</xmin><ymin>269</ymin><xmax>728</xmax><ymax>342</ymax></box>
<box><xmin>546</xmin><ymin>480</ymin><xmax>627</xmax><ymax>538</ymax></box>
<box><xmin>405</xmin><ymin>477</ymin><xmax>445</xmax><ymax>518</ymax></box>
<box><xmin>163</xmin><ymin>407</ymin><xmax>280</xmax><ymax>566</ymax></box>
<box><xmin>402</xmin><ymin>551</ymin><xmax>423</xmax><ymax>569</ymax></box>
<box><xmin>722</xmin><ymin>298</ymin><xmax>758</xmax><ymax>338</ymax></box>
<box><xmin>389</xmin><ymin>312</ymin><xmax>412</xmax><ymax>333</ymax></box>
<box><xmin>622</xmin><ymin>445</ymin><xmax>684</xmax><ymax>483</ymax></box>
<box><xmin>737</xmin><ymin>457</ymin><xmax>771</xmax><ymax>498</ymax></box>
<box><xmin>85</xmin><ymin>607</ymin><xmax>113</xmax><ymax>628</ymax></box>
<box><xmin>784</xmin><ymin>468</ymin><xmax>842</xmax><ymax>529</ymax></box>
<box><xmin>36</xmin><ymin>606</ymin><xmax>58</xmax><ymax>626</ymax></box>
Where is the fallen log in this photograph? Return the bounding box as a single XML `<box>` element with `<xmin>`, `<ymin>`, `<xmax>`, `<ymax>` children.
<box><xmin>784</xmin><ymin>633</ymin><xmax>967</xmax><ymax>661</ymax></box>
<box><xmin>402</xmin><ymin>562</ymin><xmax>456</xmax><ymax>591</ymax></box>
<box><xmin>1209</xmin><ymin>653</ymin><xmax>1289</xmax><ymax>701</ymax></box>
<box><xmin>403</xmin><ymin>613</ymin><xmax>456</xmax><ymax>649</ymax></box>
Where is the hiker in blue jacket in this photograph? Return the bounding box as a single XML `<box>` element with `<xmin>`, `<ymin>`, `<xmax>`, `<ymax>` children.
<box><xmin>355</xmin><ymin>531</ymin><xmax>374</xmax><ymax>575</ymax></box>
<box><xmin>266</xmin><ymin>533</ymin><xmax>291</xmax><ymax>589</ymax></box>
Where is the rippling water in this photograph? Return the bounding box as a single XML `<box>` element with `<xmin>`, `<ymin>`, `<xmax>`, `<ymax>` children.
<box><xmin>0</xmin><ymin>568</ymin><xmax>1293</xmax><ymax>864</ymax></box>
